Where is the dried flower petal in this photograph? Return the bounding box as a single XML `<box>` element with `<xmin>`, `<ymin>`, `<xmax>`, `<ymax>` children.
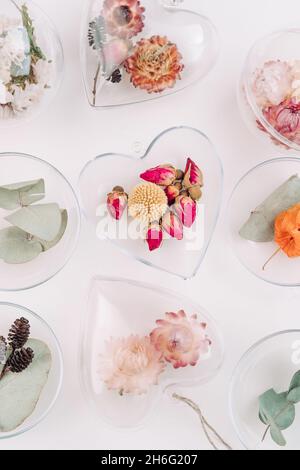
<box><xmin>253</xmin><ymin>60</ymin><xmax>293</xmax><ymax>107</ymax></box>
<box><xmin>124</xmin><ymin>35</ymin><xmax>184</xmax><ymax>94</ymax></box>
<box><xmin>140</xmin><ymin>164</ymin><xmax>176</xmax><ymax>186</ymax></box>
<box><xmin>102</xmin><ymin>0</ymin><xmax>145</xmax><ymax>40</ymax></box>
<box><xmin>162</xmin><ymin>211</ymin><xmax>183</xmax><ymax>240</ymax></box>
<box><xmin>183</xmin><ymin>158</ymin><xmax>203</xmax><ymax>189</ymax></box>
<box><xmin>107</xmin><ymin>186</ymin><xmax>128</xmax><ymax>220</ymax></box>
<box><xmin>262</xmin><ymin>98</ymin><xmax>300</xmax><ymax>145</ymax></box>
<box><xmin>150</xmin><ymin>310</ymin><xmax>211</xmax><ymax>369</ymax></box>
<box><xmin>98</xmin><ymin>335</ymin><xmax>165</xmax><ymax>395</ymax></box>
<box><xmin>174</xmin><ymin>195</ymin><xmax>197</xmax><ymax>228</ymax></box>
<box><xmin>146</xmin><ymin>222</ymin><xmax>163</xmax><ymax>252</ymax></box>
<box><xmin>275</xmin><ymin>203</ymin><xmax>300</xmax><ymax>257</ymax></box>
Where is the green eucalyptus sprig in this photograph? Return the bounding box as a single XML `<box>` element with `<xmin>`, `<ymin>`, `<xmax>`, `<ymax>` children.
<box><xmin>259</xmin><ymin>370</ymin><xmax>300</xmax><ymax>447</ymax></box>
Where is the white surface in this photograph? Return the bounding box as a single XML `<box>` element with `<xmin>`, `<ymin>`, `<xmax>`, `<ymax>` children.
<box><xmin>0</xmin><ymin>0</ymin><xmax>299</xmax><ymax>451</ymax></box>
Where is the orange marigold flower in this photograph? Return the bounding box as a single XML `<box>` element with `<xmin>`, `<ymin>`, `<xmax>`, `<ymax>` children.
<box><xmin>274</xmin><ymin>203</ymin><xmax>300</xmax><ymax>257</ymax></box>
<box><xmin>124</xmin><ymin>35</ymin><xmax>184</xmax><ymax>94</ymax></box>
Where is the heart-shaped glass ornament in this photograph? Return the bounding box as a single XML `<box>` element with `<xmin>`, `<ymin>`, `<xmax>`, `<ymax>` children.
<box><xmin>80</xmin><ymin>0</ymin><xmax>219</xmax><ymax>107</ymax></box>
<box><xmin>80</xmin><ymin>277</ymin><xmax>224</xmax><ymax>429</ymax></box>
<box><xmin>79</xmin><ymin>126</ymin><xmax>223</xmax><ymax>280</ymax></box>
<box><xmin>0</xmin><ymin>0</ymin><xmax>63</xmax><ymax>127</ymax></box>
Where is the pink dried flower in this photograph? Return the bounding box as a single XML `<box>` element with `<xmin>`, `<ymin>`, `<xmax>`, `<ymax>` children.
<box><xmin>150</xmin><ymin>310</ymin><xmax>211</xmax><ymax>369</ymax></box>
<box><xmin>165</xmin><ymin>185</ymin><xmax>180</xmax><ymax>205</ymax></box>
<box><xmin>253</xmin><ymin>60</ymin><xmax>293</xmax><ymax>107</ymax></box>
<box><xmin>183</xmin><ymin>158</ymin><xmax>203</xmax><ymax>189</ymax></box>
<box><xmin>107</xmin><ymin>186</ymin><xmax>128</xmax><ymax>220</ymax></box>
<box><xmin>174</xmin><ymin>195</ymin><xmax>197</xmax><ymax>228</ymax></box>
<box><xmin>140</xmin><ymin>164</ymin><xmax>177</xmax><ymax>186</ymax></box>
<box><xmin>146</xmin><ymin>222</ymin><xmax>163</xmax><ymax>252</ymax></box>
<box><xmin>262</xmin><ymin>98</ymin><xmax>300</xmax><ymax>145</ymax></box>
<box><xmin>162</xmin><ymin>211</ymin><xmax>183</xmax><ymax>240</ymax></box>
<box><xmin>102</xmin><ymin>0</ymin><xmax>145</xmax><ymax>40</ymax></box>
<box><xmin>98</xmin><ymin>335</ymin><xmax>165</xmax><ymax>395</ymax></box>
<box><xmin>102</xmin><ymin>39</ymin><xmax>130</xmax><ymax>77</ymax></box>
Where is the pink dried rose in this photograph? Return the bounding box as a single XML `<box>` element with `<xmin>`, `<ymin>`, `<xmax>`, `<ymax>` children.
<box><xmin>162</xmin><ymin>211</ymin><xmax>183</xmax><ymax>240</ymax></box>
<box><xmin>98</xmin><ymin>335</ymin><xmax>165</xmax><ymax>395</ymax></box>
<box><xmin>183</xmin><ymin>158</ymin><xmax>203</xmax><ymax>189</ymax></box>
<box><xmin>107</xmin><ymin>186</ymin><xmax>128</xmax><ymax>220</ymax></box>
<box><xmin>146</xmin><ymin>222</ymin><xmax>163</xmax><ymax>252</ymax></box>
<box><xmin>102</xmin><ymin>0</ymin><xmax>145</xmax><ymax>40</ymax></box>
<box><xmin>140</xmin><ymin>164</ymin><xmax>177</xmax><ymax>186</ymax></box>
<box><xmin>150</xmin><ymin>310</ymin><xmax>211</xmax><ymax>369</ymax></box>
<box><xmin>262</xmin><ymin>98</ymin><xmax>300</xmax><ymax>145</ymax></box>
<box><xmin>165</xmin><ymin>185</ymin><xmax>180</xmax><ymax>205</ymax></box>
<box><xmin>174</xmin><ymin>195</ymin><xmax>197</xmax><ymax>228</ymax></box>
<box><xmin>253</xmin><ymin>60</ymin><xmax>293</xmax><ymax>107</ymax></box>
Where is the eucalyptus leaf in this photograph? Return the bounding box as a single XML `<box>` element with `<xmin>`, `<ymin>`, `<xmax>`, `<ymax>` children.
<box><xmin>35</xmin><ymin>209</ymin><xmax>68</xmax><ymax>251</ymax></box>
<box><xmin>270</xmin><ymin>426</ymin><xmax>287</xmax><ymax>447</ymax></box>
<box><xmin>239</xmin><ymin>175</ymin><xmax>300</xmax><ymax>242</ymax></box>
<box><xmin>0</xmin><ymin>227</ymin><xmax>42</xmax><ymax>264</ymax></box>
<box><xmin>287</xmin><ymin>387</ymin><xmax>300</xmax><ymax>404</ymax></box>
<box><xmin>5</xmin><ymin>203</ymin><xmax>62</xmax><ymax>242</ymax></box>
<box><xmin>259</xmin><ymin>389</ymin><xmax>295</xmax><ymax>431</ymax></box>
<box><xmin>0</xmin><ymin>339</ymin><xmax>51</xmax><ymax>433</ymax></box>
<box><xmin>0</xmin><ymin>179</ymin><xmax>45</xmax><ymax>210</ymax></box>
<box><xmin>289</xmin><ymin>371</ymin><xmax>300</xmax><ymax>392</ymax></box>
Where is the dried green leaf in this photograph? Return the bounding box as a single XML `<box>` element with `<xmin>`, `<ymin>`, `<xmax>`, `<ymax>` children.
<box><xmin>5</xmin><ymin>203</ymin><xmax>62</xmax><ymax>242</ymax></box>
<box><xmin>259</xmin><ymin>389</ymin><xmax>295</xmax><ymax>431</ymax></box>
<box><xmin>0</xmin><ymin>339</ymin><xmax>51</xmax><ymax>433</ymax></box>
<box><xmin>270</xmin><ymin>426</ymin><xmax>287</xmax><ymax>447</ymax></box>
<box><xmin>35</xmin><ymin>209</ymin><xmax>68</xmax><ymax>251</ymax></box>
<box><xmin>0</xmin><ymin>227</ymin><xmax>42</xmax><ymax>264</ymax></box>
<box><xmin>287</xmin><ymin>387</ymin><xmax>300</xmax><ymax>404</ymax></box>
<box><xmin>289</xmin><ymin>370</ymin><xmax>300</xmax><ymax>392</ymax></box>
<box><xmin>19</xmin><ymin>3</ymin><xmax>46</xmax><ymax>61</ymax></box>
<box><xmin>240</xmin><ymin>175</ymin><xmax>300</xmax><ymax>242</ymax></box>
<box><xmin>0</xmin><ymin>179</ymin><xmax>45</xmax><ymax>210</ymax></box>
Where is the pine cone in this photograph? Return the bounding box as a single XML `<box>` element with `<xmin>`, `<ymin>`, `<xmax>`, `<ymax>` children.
<box><xmin>8</xmin><ymin>317</ymin><xmax>30</xmax><ymax>349</ymax></box>
<box><xmin>7</xmin><ymin>348</ymin><xmax>34</xmax><ymax>373</ymax></box>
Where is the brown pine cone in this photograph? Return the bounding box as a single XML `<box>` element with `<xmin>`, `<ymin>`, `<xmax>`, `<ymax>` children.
<box><xmin>8</xmin><ymin>317</ymin><xmax>30</xmax><ymax>349</ymax></box>
<box><xmin>7</xmin><ymin>347</ymin><xmax>34</xmax><ymax>373</ymax></box>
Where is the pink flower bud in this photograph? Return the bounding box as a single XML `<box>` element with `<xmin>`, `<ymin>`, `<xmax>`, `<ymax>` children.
<box><xmin>183</xmin><ymin>158</ymin><xmax>203</xmax><ymax>189</ymax></box>
<box><xmin>107</xmin><ymin>186</ymin><xmax>128</xmax><ymax>220</ymax></box>
<box><xmin>146</xmin><ymin>223</ymin><xmax>163</xmax><ymax>251</ymax></box>
<box><xmin>174</xmin><ymin>195</ymin><xmax>197</xmax><ymax>228</ymax></box>
<box><xmin>140</xmin><ymin>164</ymin><xmax>176</xmax><ymax>186</ymax></box>
<box><xmin>164</xmin><ymin>185</ymin><xmax>180</xmax><ymax>205</ymax></box>
<box><xmin>162</xmin><ymin>211</ymin><xmax>183</xmax><ymax>240</ymax></box>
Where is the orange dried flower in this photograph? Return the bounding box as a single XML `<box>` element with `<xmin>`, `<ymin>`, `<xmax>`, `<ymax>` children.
<box><xmin>124</xmin><ymin>35</ymin><xmax>184</xmax><ymax>94</ymax></box>
<box><xmin>275</xmin><ymin>203</ymin><xmax>300</xmax><ymax>257</ymax></box>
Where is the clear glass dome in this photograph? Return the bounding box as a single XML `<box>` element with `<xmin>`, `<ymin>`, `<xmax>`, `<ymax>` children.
<box><xmin>79</xmin><ymin>126</ymin><xmax>223</xmax><ymax>280</ymax></box>
<box><xmin>230</xmin><ymin>330</ymin><xmax>300</xmax><ymax>450</ymax></box>
<box><xmin>0</xmin><ymin>0</ymin><xmax>63</xmax><ymax>127</ymax></box>
<box><xmin>80</xmin><ymin>277</ymin><xmax>224</xmax><ymax>429</ymax></box>
<box><xmin>239</xmin><ymin>29</ymin><xmax>300</xmax><ymax>151</ymax></box>
<box><xmin>80</xmin><ymin>0</ymin><xmax>219</xmax><ymax>107</ymax></box>
<box><xmin>0</xmin><ymin>302</ymin><xmax>63</xmax><ymax>439</ymax></box>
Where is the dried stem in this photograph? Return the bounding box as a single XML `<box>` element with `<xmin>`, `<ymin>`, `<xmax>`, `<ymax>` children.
<box><xmin>262</xmin><ymin>247</ymin><xmax>282</xmax><ymax>271</ymax></box>
<box><xmin>173</xmin><ymin>393</ymin><xmax>232</xmax><ymax>451</ymax></box>
<box><xmin>92</xmin><ymin>61</ymin><xmax>101</xmax><ymax>106</ymax></box>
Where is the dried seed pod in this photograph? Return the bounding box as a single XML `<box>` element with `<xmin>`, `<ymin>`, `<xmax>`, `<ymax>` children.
<box><xmin>7</xmin><ymin>347</ymin><xmax>34</xmax><ymax>373</ymax></box>
<box><xmin>8</xmin><ymin>317</ymin><xmax>30</xmax><ymax>350</ymax></box>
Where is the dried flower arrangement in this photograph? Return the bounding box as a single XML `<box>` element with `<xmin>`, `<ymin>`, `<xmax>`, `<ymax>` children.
<box><xmin>0</xmin><ymin>317</ymin><xmax>52</xmax><ymax>432</ymax></box>
<box><xmin>0</xmin><ymin>1</ymin><xmax>53</xmax><ymax>121</ymax></box>
<box><xmin>106</xmin><ymin>158</ymin><xmax>203</xmax><ymax>252</ymax></box>
<box><xmin>88</xmin><ymin>0</ymin><xmax>184</xmax><ymax>105</ymax></box>
<box><xmin>0</xmin><ymin>178</ymin><xmax>68</xmax><ymax>264</ymax></box>
<box><xmin>239</xmin><ymin>174</ymin><xmax>300</xmax><ymax>270</ymax></box>
<box><xmin>259</xmin><ymin>371</ymin><xmax>300</xmax><ymax>447</ymax></box>
<box><xmin>252</xmin><ymin>60</ymin><xmax>300</xmax><ymax>147</ymax></box>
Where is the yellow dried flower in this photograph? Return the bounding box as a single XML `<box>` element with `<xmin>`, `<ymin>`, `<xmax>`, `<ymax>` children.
<box><xmin>128</xmin><ymin>183</ymin><xmax>168</xmax><ymax>223</ymax></box>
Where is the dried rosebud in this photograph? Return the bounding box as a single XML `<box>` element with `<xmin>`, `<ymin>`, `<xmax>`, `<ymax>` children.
<box><xmin>146</xmin><ymin>222</ymin><xmax>163</xmax><ymax>251</ymax></box>
<box><xmin>140</xmin><ymin>164</ymin><xmax>176</xmax><ymax>186</ymax></box>
<box><xmin>107</xmin><ymin>186</ymin><xmax>128</xmax><ymax>220</ymax></box>
<box><xmin>165</xmin><ymin>185</ymin><xmax>180</xmax><ymax>205</ymax></box>
<box><xmin>174</xmin><ymin>182</ymin><xmax>182</xmax><ymax>191</ymax></box>
<box><xmin>174</xmin><ymin>195</ymin><xmax>197</xmax><ymax>228</ymax></box>
<box><xmin>162</xmin><ymin>211</ymin><xmax>183</xmax><ymax>240</ymax></box>
<box><xmin>183</xmin><ymin>158</ymin><xmax>203</xmax><ymax>189</ymax></box>
<box><xmin>188</xmin><ymin>185</ymin><xmax>202</xmax><ymax>201</ymax></box>
<box><xmin>175</xmin><ymin>169</ymin><xmax>184</xmax><ymax>181</ymax></box>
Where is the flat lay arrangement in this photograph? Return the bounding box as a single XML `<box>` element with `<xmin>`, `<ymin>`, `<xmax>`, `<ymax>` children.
<box><xmin>1</xmin><ymin>0</ymin><xmax>300</xmax><ymax>452</ymax></box>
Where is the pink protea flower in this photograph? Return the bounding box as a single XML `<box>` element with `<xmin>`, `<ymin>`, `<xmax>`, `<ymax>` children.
<box><xmin>150</xmin><ymin>310</ymin><xmax>211</xmax><ymax>369</ymax></box>
<box><xmin>146</xmin><ymin>222</ymin><xmax>163</xmax><ymax>252</ymax></box>
<box><xmin>162</xmin><ymin>211</ymin><xmax>183</xmax><ymax>240</ymax></box>
<box><xmin>174</xmin><ymin>195</ymin><xmax>197</xmax><ymax>228</ymax></box>
<box><xmin>262</xmin><ymin>98</ymin><xmax>300</xmax><ymax>145</ymax></box>
<box><xmin>253</xmin><ymin>60</ymin><xmax>293</xmax><ymax>108</ymax></box>
<box><xmin>107</xmin><ymin>186</ymin><xmax>128</xmax><ymax>220</ymax></box>
<box><xmin>183</xmin><ymin>158</ymin><xmax>203</xmax><ymax>189</ymax></box>
<box><xmin>140</xmin><ymin>164</ymin><xmax>176</xmax><ymax>186</ymax></box>
<box><xmin>102</xmin><ymin>0</ymin><xmax>145</xmax><ymax>40</ymax></box>
<box><xmin>98</xmin><ymin>335</ymin><xmax>165</xmax><ymax>395</ymax></box>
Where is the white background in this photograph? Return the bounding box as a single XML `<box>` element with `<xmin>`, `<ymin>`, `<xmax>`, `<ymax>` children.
<box><xmin>0</xmin><ymin>0</ymin><xmax>300</xmax><ymax>451</ymax></box>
